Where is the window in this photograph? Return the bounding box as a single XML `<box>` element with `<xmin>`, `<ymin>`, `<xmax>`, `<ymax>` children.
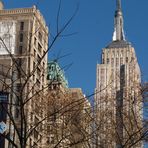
<box><xmin>120</xmin><ymin>57</ymin><xmax>123</xmax><ymax>65</ymax></box>
<box><xmin>107</xmin><ymin>58</ymin><xmax>109</xmax><ymax>64</ymax></box>
<box><xmin>15</xmin><ymin>83</ymin><xmax>22</xmax><ymax>94</ymax></box>
<box><xmin>42</xmin><ymin>74</ymin><xmax>44</xmax><ymax>83</ymax></box>
<box><xmin>38</xmin><ymin>32</ymin><xmax>42</xmax><ymax>42</ymax></box>
<box><xmin>102</xmin><ymin>58</ymin><xmax>104</xmax><ymax>64</ymax></box>
<box><xmin>32</xmin><ymin>86</ymin><xmax>34</xmax><ymax>94</ymax></box>
<box><xmin>37</xmin><ymin>54</ymin><xmax>41</xmax><ymax>63</ymax></box>
<box><xmin>30</xmin><ymin>112</ymin><xmax>33</xmax><ymax>121</ymax></box>
<box><xmin>43</xmin><ymin>62</ymin><xmax>45</xmax><ymax>71</ymax></box>
<box><xmin>111</xmin><ymin>58</ymin><xmax>114</xmax><ymax>65</ymax></box>
<box><xmin>34</xmin><ymin>37</ymin><xmax>37</xmax><ymax>46</ymax></box>
<box><xmin>43</xmin><ymin>50</ymin><xmax>46</xmax><ymax>56</ymax></box>
<box><xmin>34</xmin><ymin>129</ymin><xmax>38</xmax><ymax>139</ymax></box>
<box><xmin>116</xmin><ymin>58</ymin><xmax>119</xmax><ymax>66</ymax></box>
<box><xmin>35</xmin><ymin>116</ymin><xmax>39</xmax><ymax>124</ymax></box>
<box><xmin>38</xmin><ymin>43</ymin><xmax>42</xmax><ymax>53</ymax></box>
<box><xmin>50</xmin><ymin>65</ymin><xmax>54</xmax><ymax>71</ymax></box>
<box><xmin>50</xmin><ymin>136</ymin><xmax>54</xmax><ymax>144</ymax></box>
<box><xmin>112</xmin><ymin>50</ymin><xmax>115</xmax><ymax>56</ymax></box>
<box><xmin>37</xmin><ymin>67</ymin><xmax>40</xmax><ymax>77</ymax></box>
<box><xmin>15</xmin><ymin>107</ymin><xmax>20</xmax><ymax>118</ymax></box>
<box><xmin>17</xmin><ymin>58</ymin><xmax>22</xmax><ymax>67</ymax></box>
<box><xmin>20</xmin><ymin>22</ymin><xmax>24</xmax><ymax>31</ymax></box>
<box><xmin>30</xmin><ymin>139</ymin><xmax>32</xmax><ymax>147</ymax></box>
<box><xmin>0</xmin><ymin>93</ymin><xmax>8</xmax><ymax>102</ymax></box>
<box><xmin>36</xmin><ymin>79</ymin><xmax>40</xmax><ymax>88</ymax></box>
<box><xmin>126</xmin><ymin>57</ymin><xmax>128</xmax><ymax>63</ymax></box>
<box><xmin>47</xmin><ymin>74</ymin><xmax>50</xmax><ymax>80</ymax></box>
<box><xmin>100</xmin><ymin>69</ymin><xmax>105</xmax><ymax>82</ymax></box>
<box><xmin>33</xmin><ymin>62</ymin><xmax>36</xmax><ymax>70</ymax></box>
<box><xmin>20</xmin><ymin>33</ymin><xmax>23</xmax><ymax>42</ymax></box>
<box><xmin>18</xmin><ymin>45</ymin><xmax>23</xmax><ymax>54</ymax></box>
<box><xmin>34</xmin><ymin>49</ymin><xmax>36</xmax><ymax>58</ymax></box>
<box><xmin>131</xmin><ymin>57</ymin><xmax>134</xmax><ymax>61</ymax></box>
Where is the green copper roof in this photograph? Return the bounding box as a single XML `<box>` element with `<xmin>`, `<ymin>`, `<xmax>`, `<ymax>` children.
<box><xmin>47</xmin><ymin>61</ymin><xmax>68</xmax><ymax>88</ymax></box>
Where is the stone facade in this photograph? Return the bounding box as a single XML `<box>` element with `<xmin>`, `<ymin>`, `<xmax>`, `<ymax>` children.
<box><xmin>0</xmin><ymin>3</ymin><xmax>48</xmax><ymax>148</ymax></box>
<box><xmin>45</xmin><ymin>61</ymin><xmax>92</xmax><ymax>148</ymax></box>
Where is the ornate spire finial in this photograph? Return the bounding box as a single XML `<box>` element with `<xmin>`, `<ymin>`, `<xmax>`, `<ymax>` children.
<box><xmin>112</xmin><ymin>0</ymin><xmax>125</xmax><ymax>41</ymax></box>
<box><xmin>117</xmin><ymin>0</ymin><xmax>121</xmax><ymax>10</ymax></box>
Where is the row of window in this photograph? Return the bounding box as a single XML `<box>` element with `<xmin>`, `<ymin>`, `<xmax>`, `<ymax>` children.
<box><xmin>35</xmin><ymin>22</ymin><xmax>48</xmax><ymax>45</ymax></box>
<box><xmin>103</xmin><ymin>50</ymin><xmax>132</xmax><ymax>57</ymax></box>
<box><xmin>34</xmin><ymin>37</ymin><xmax>46</xmax><ymax>56</ymax></box>
<box><xmin>103</xmin><ymin>57</ymin><xmax>130</xmax><ymax>65</ymax></box>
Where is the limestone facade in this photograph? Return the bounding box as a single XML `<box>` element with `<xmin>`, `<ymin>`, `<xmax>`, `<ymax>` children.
<box><xmin>0</xmin><ymin>4</ymin><xmax>48</xmax><ymax>148</ymax></box>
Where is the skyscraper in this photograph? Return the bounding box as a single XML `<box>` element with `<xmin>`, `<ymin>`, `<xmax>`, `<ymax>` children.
<box><xmin>95</xmin><ymin>0</ymin><xmax>142</xmax><ymax>147</ymax></box>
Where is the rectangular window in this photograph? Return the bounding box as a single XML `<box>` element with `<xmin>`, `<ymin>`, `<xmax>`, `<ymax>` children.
<box><xmin>120</xmin><ymin>58</ymin><xmax>123</xmax><ymax>65</ymax></box>
<box><xmin>116</xmin><ymin>58</ymin><xmax>119</xmax><ymax>66</ymax></box>
<box><xmin>33</xmin><ymin>62</ymin><xmax>36</xmax><ymax>70</ymax></box>
<box><xmin>19</xmin><ymin>45</ymin><xmax>23</xmax><ymax>54</ymax></box>
<box><xmin>126</xmin><ymin>57</ymin><xmax>128</xmax><ymax>63</ymax></box>
<box><xmin>102</xmin><ymin>58</ymin><xmax>104</xmax><ymax>64</ymax></box>
<box><xmin>20</xmin><ymin>22</ymin><xmax>24</xmax><ymax>31</ymax></box>
<box><xmin>42</xmin><ymin>74</ymin><xmax>44</xmax><ymax>83</ymax></box>
<box><xmin>38</xmin><ymin>32</ymin><xmax>42</xmax><ymax>42</ymax></box>
<box><xmin>20</xmin><ymin>33</ymin><xmax>23</xmax><ymax>42</ymax></box>
<box><xmin>33</xmin><ymin>75</ymin><xmax>35</xmax><ymax>81</ymax></box>
<box><xmin>43</xmin><ymin>62</ymin><xmax>45</xmax><ymax>71</ymax></box>
<box><xmin>107</xmin><ymin>58</ymin><xmax>109</xmax><ymax>64</ymax></box>
<box><xmin>17</xmin><ymin>58</ymin><xmax>22</xmax><ymax>67</ymax></box>
<box><xmin>15</xmin><ymin>107</ymin><xmax>20</xmax><ymax>118</ymax></box>
<box><xmin>0</xmin><ymin>93</ymin><xmax>8</xmax><ymax>102</ymax></box>
<box><xmin>37</xmin><ymin>67</ymin><xmax>40</xmax><ymax>77</ymax></box>
<box><xmin>38</xmin><ymin>43</ymin><xmax>42</xmax><ymax>53</ymax></box>
<box><xmin>111</xmin><ymin>58</ymin><xmax>114</xmax><ymax>65</ymax></box>
<box><xmin>34</xmin><ymin>49</ymin><xmax>36</xmax><ymax>58</ymax></box>
<box><xmin>15</xmin><ymin>83</ymin><xmax>22</xmax><ymax>95</ymax></box>
<box><xmin>34</xmin><ymin>129</ymin><xmax>38</xmax><ymax>139</ymax></box>
<box><xmin>37</xmin><ymin>54</ymin><xmax>41</xmax><ymax>63</ymax></box>
<box><xmin>32</xmin><ymin>86</ymin><xmax>34</xmax><ymax>95</ymax></box>
<box><xmin>36</xmin><ymin>78</ymin><xmax>40</xmax><ymax>88</ymax></box>
<box><xmin>30</xmin><ymin>138</ymin><xmax>32</xmax><ymax>147</ymax></box>
<box><xmin>34</xmin><ymin>37</ymin><xmax>37</xmax><ymax>47</ymax></box>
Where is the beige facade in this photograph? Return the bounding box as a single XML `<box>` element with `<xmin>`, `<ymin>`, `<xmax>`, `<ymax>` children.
<box><xmin>45</xmin><ymin>61</ymin><xmax>92</xmax><ymax>148</ymax></box>
<box><xmin>95</xmin><ymin>45</ymin><xmax>142</xmax><ymax>147</ymax></box>
<box><xmin>0</xmin><ymin>2</ymin><xmax>48</xmax><ymax>148</ymax></box>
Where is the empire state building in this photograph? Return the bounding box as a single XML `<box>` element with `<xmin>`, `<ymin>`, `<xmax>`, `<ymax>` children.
<box><xmin>95</xmin><ymin>0</ymin><xmax>142</xmax><ymax>147</ymax></box>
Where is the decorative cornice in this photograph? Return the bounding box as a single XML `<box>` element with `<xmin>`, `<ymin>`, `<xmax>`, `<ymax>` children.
<box><xmin>0</xmin><ymin>6</ymin><xmax>48</xmax><ymax>33</ymax></box>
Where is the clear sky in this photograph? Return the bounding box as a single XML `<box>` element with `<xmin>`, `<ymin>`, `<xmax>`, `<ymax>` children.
<box><xmin>3</xmin><ymin>0</ymin><xmax>148</xmax><ymax>95</ymax></box>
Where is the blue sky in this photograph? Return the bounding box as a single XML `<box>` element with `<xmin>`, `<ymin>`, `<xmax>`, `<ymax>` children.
<box><xmin>4</xmin><ymin>0</ymin><xmax>148</xmax><ymax>95</ymax></box>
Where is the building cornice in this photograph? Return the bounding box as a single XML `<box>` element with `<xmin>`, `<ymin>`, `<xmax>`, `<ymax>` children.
<box><xmin>0</xmin><ymin>6</ymin><xmax>48</xmax><ymax>33</ymax></box>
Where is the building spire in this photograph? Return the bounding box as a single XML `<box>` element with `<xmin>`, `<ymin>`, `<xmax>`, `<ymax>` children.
<box><xmin>117</xmin><ymin>0</ymin><xmax>121</xmax><ymax>10</ymax></box>
<box><xmin>112</xmin><ymin>0</ymin><xmax>125</xmax><ymax>41</ymax></box>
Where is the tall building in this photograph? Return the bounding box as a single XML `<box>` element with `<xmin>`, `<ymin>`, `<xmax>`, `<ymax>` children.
<box><xmin>0</xmin><ymin>1</ymin><xmax>48</xmax><ymax>147</ymax></box>
<box><xmin>95</xmin><ymin>0</ymin><xmax>142</xmax><ymax>147</ymax></box>
<box><xmin>45</xmin><ymin>61</ymin><xmax>92</xmax><ymax>148</ymax></box>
